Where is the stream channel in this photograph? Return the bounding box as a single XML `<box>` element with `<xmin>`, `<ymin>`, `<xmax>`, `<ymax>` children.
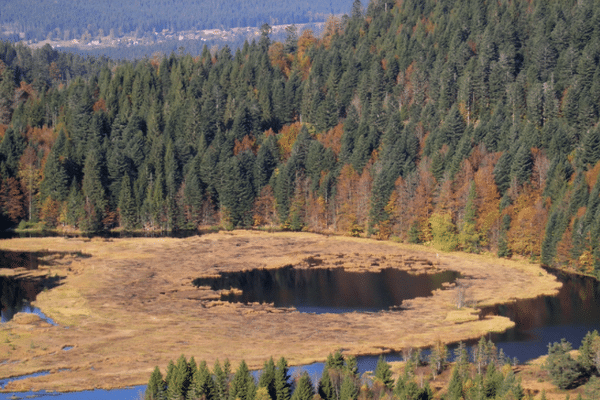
<box><xmin>1</xmin><ymin>253</ymin><xmax>600</xmax><ymax>399</ymax></box>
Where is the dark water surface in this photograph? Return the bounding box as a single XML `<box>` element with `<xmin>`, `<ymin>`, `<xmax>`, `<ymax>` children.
<box><xmin>0</xmin><ymin>251</ymin><xmax>64</xmax><ymax>324</ymax></box>
<box><xmin>193</xmin><ymin>266</ymin><xmax>461</xmax><ymax>313</ymax></box>
<box><xmin>481</xmin><ymin>270</ymin><xmax>600</xmax><ymax>362</ymax></box>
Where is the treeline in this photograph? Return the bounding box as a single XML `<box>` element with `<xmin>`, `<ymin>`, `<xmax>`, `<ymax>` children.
<box><xmin>0</xmin><ymin>0</ymin><xmax>350</xmax><ymax>42</ymax></box>
<box><xmin>146</xmin><ymin>339</ymin><xmax>525</xmax><ymax>400</ymax></box>
<box><xmin>1</xmin><ymin>0</ymin><xmax>600</xmax><ymax>276</ymax></box>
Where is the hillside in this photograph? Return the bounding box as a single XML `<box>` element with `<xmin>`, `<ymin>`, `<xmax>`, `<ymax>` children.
<box><xmin>0</xmin><ymin>0</ymin><xmax>599</xmax><ymax>277</ymax></box>
<box><xmin>0</xmin><ymin>0</ymin><xmax>350</xmax><ymax>42</ymax></box>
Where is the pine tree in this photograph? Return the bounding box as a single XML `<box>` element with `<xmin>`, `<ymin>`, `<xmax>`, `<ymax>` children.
<box><xmin>318</xmin><ymin>368</ymin><xmax>335</xmax><ymax>400</ymax></box>
<box><xmin>118</xmin><ymin>173</ymin><xmax>137</xmax><ymax>230</ymax></box>
<box><xmin>167</xmin><ymin>354</ymin><xmax>192</xmax><ymax>400</ymax></box>
<box><xmin>544</xmin><ymin>339</ymin><xmax>580</xmax><ymax>390</ymax></box>
<box><xmin>274</xmin><ymin>357</ymin><xmax>290</xmax><ymax>400</ymax></box>
<box><xmin>229</xmin><ymin>360</ymin><xmax>255</xmax><ymax>400</ymax></box>
<box><xmin>189</xmin><ymin>360</ymin><xmax>216</xmax><ymax>400</ymax></box>
<box><xmin>447</xmin><ymin>367</ymin><xmax>463</xmax><ymax>400</ymax></box>
<box><xmin>65</xmin><ymin>178</ymin><xmax>84</xmax><ymax>227</ymax></box>
<box><xmin>258</xmin><ymin>357</ymin><xmax>276</xmax><ymax>400</ymax></box>
<box><xmin>290</xmin><ymin>372</ymin><xmax>314</xmax><ymax>400</ymax></box>
<box><xmin>214</xmin><ymin>359</ymin><xmax>231</xmax><ymax>400</ymax></box>
<box><xmin>146</xmin><ymin>366</ymin><xmax>166</xmax><ymax>400</ymax></box>
<box><xmin>373</xmin><ymin>356</ymin><xmax>393</xmax><ymax>390</ymax></box>
<box><xmin>81</xmin><ymin>148</ymin><xmax>107</xmax><ymax>232</ymax></box>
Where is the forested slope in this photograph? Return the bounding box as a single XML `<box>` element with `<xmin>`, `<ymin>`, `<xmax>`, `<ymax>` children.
<box><xmin>0</xmin><ymin>0</ymin><xmax>350</xmax><ymax>42</ymax></box>
<box><xmin>0</xmin><ymin>0</ymin><xmax>600</xmax><ymax>277</ymax></box>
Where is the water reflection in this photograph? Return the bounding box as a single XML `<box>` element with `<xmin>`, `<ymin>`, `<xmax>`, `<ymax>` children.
<box><xmin>194</xmin><ymin>266</ymin><xmax>461</xmax><ymax>313</ymax></box>
<box><xmin>0</xmin><ymin>251</ymin><xmax>66</xmax><ymax>323</ymax></box>
<box><xmin>481</xmin><ymin>270</ymin><xmax>600</xmax><ymax>362</ymax></box>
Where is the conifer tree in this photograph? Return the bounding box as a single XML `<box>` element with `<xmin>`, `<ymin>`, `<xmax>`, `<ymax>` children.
<box><xmin>81</xmin><ymin>148</ymin><xmax>107</xmax><ymax>232</ymax></box>
<box><xmin>118</xmin><ymin>173</ymin><xmax>137</xmax><ymax>230</ymax></box>
<box><xmin>274</xmin><ymin>357</ymin><xmax>290</xmax><ymax>400</ymax></box>
<box><xmin>214</xmin><ymin>359</ymin><xmax>231</xmax><ymax>400</ymax></box>
<box><xmin>146</xmin><ymin>366</ymin><xmax>166</xmax><ymax>400</ymax></box>
<box><xmin>290</xmin><ymin>372</ymin><xmax>314</xmax><ymax>400</ymax></box>
<box><xmin>229</xmin><ymin>360</ymin><xmax>255</xmax><ymax>400</ymax></box>
<box><xmin>447</xmin><ymin>367</ymin><xmax>462</xmax><ymax>400</ymax></box>
<box><xmin>258</xmin><ymin>357</ymin><xmax>276</xmax><ymax>400</ymax></box>
<box><xmin>373</xmin><ymin>356</ymin><xmax>393</xmax><ymax>390</ymax></box>
<box><xmin>65</xmin><ymin>178</ymin><xmax>84</xmax><ymax>227</ymax></box>
<box><xmin>189</xmin><ymin>360</ymin><xmax>216</xmax><ymax>400</ymax></box>
<box><xmin>318</xmin><ymin>368</ymin><xmax>335</xmax><ymax>400</ymax></box>
<box><xmin>167</xmin><ymin>354</ymin><xmax>192</xmax><ymax>400</ymax></box>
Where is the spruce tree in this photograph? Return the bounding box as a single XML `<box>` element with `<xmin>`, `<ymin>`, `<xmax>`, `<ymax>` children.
<box><xmin>65</xmin><ymin>178</ymin><xmax>84</xmax><ymax>227</ymax></box>
<box><xmin>318</xmin><ymin>368</ymin><xmax>335</xmax><ymax>400</ymax></box>
<box><xmin>274</xmin><ymin>357</ymin><xmax>290</xmax><ymax>400</ymax></box>
<box><xmin>189</xmin><ymin>360</ymin><xmax>216</xmax><ymax>400</ymax></box>
<box><xmin>447</xmin><ymin>367</ymin><xmax>462</xmax><ymax>400</ymax></box>
<box><xmin>146</xmin><ymin>366</ymin><xmax>166</xmax><ymax>400</ymax></box>
<box><xmin>214</xmin><ymin>359</ymin><xmax>231</xmax><ymax>400</ymax></box>
<box><xmin>81</xmin><ymin>148</ymin><xmax>107</xmax><ymax>232</ymax></box>
<box><xmin>544</xmin><ymin>339</ymin><xmax>580</xmax><ymax>390</ymax></box>
<box><xmin>229</xmin><ymin>360</ymin><xmax>255</xmax><ymax>400</ymax></box>
<box><xmin>374</xmin><ymin>356</ymin><xmax>394</xmax><ymax>390</ymax></box>
<box><xmin>290</xmin><ymin>372</ymin><xmax>314</xmax><ymax>400</ymax></box>
<box><xmin>338</xmin><ymin>375</ymin><xmax>357</xmax><ymax>400</ymax></box>
<box><xmin>459</xmin><ymin>182</ymin><xmax>479</xmax><ymax>252</ymax></box>
<box><xmin>258</xmin><ymin>357</ymin><xmax>276</xmax><ymax>400</ymax></box>
<box><xmin>118</xmin><ymin>173</ymin><xmax>137</xmax><ymax>230</ymax></box>
<box><xmin>167</xmin><ymin>354</ymin><xmax>192</xmax><ymax>400</ymax></box>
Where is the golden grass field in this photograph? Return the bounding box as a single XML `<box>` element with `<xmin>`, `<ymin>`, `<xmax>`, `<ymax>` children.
<box><xmin>0</xmin><ymin>231</ymin><xmax>562</xmax><ymax>394</ymax></box>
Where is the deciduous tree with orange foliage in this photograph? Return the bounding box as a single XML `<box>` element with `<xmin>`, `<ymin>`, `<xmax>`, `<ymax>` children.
<box><xmin>0</xmin><ymin>177</ymin><xmax>24</xmax><ymax>223</ymax></box>
<box><xmin>507</xmin><ymin>185</ymin><xmax>549</xmax><ymax>258</ymax></box>
<box><xmin>252</xmin><ymin>185</ymin><xmax>277</xmax><ymax>227</ymax></box>
<box><xmin>334</xmin><ymin>163</ymin><xmax>371</xmax><ymax>235</ymax></box>
<box><xmin>474</xmin><ymin>153</ymin><xmax>502</xmax><ymax>249</ymax></box>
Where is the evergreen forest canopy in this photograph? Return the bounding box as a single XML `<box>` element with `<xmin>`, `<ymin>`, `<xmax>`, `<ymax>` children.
<box><xmin>0</xmin><ymin>0</ymin><xmax>351</xmax><ymax>42</ymax></box>
<box><xmin>144</xmin><ymin>332</ymin><xmax>600</xmax><ymax>400</ymax></box>
<box><xmin>0</xmin><ymin>0</ymin><xmax>600</xmax><ymax>277</ymax></box>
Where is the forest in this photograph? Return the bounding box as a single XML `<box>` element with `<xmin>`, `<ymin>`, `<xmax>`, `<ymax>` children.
<box><xmin>0</xmin><ymin>0</ymin><xmax>351</xmax><ymax>42</ymax></box>
<box><xmin>0</xmin><ymin>0</ymin><xmax>599</xmax><ymax>278</ymax></box>
<box><xmin>145</xmin><ymin>332</ymin><xmax>600</xmax><ymax>400</ymax></box>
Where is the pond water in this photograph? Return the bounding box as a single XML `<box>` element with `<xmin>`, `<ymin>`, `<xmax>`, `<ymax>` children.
<box><xmin>0</xmin><ymin>272</ymin><xmax>61</xmax><ymax>325</ymax></box>
<box><xmin>193</xmin><ymin>266</ymin><xmax>461</xmax><ymax>313</ymax></box>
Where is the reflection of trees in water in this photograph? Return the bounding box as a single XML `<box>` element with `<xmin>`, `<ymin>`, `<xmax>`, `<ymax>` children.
<box><xmin>0</xmin><ymin>251</ymin><xmax>39</xmax><ymax>270</ymax></box>
<box><xmin>1</xmin><ymin>276</ymin><xmax>30</xmax><ymax>321</ymax></box>
<box><xmin>482</xmin><ymin>273</ymin><xmax>600</xmax><ymax>330</ymax></box>
<box><xmin>0</xmin><ymin>250</ymin><xmax>66</xmax><ymax>322</ymax></box>
<box><xmin>193</xmin><ymin>266</ymin><xmax>460</xmax><ymax>311</ymax></box>
<box><xmin>0</xmin><ymin>275</ymin><xmax>63</xmax><ymax>322</ymax></box>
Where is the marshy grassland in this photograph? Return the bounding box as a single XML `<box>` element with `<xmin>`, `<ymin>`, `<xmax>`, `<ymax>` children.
<box><xmin>0</xmin><ymin>231</ymin><xmax>561</xmax><ymax>393</ymax></box>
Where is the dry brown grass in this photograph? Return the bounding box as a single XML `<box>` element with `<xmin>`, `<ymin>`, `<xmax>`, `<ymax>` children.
<box><xmin>0</xmin><ymin>231</ymin><xmax>561</xmax><ymax>393</ymax></box>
